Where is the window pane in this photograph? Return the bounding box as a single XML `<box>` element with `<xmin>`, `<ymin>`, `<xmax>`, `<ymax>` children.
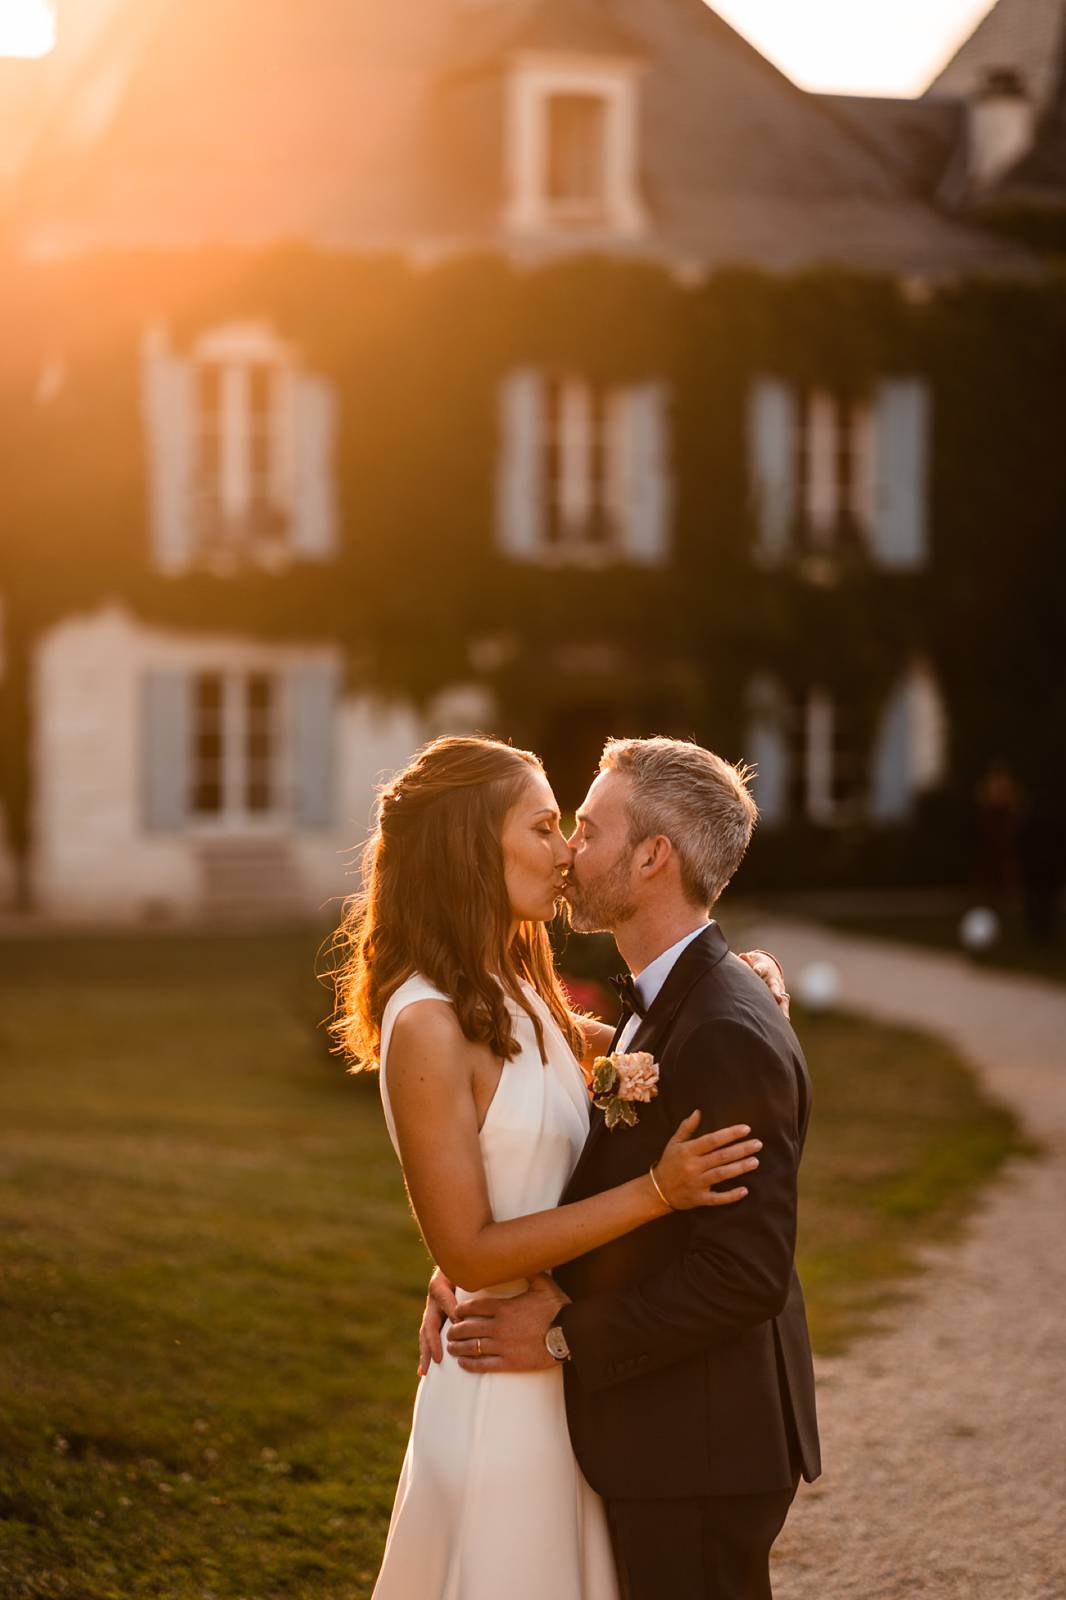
<box><xmin>546</xmin><ymin>95</ymin><xmax>607</xmax><ymax>206</ymax></box>
<box><xmin>198</xmin><ymin>364</ymin><xmax>222</xmax><ymax>416</ymax></box>
<box><xmin>195</xmin><ymin>674</ymin><xmax>223</xmax><ymax>711</ymax></box>
<box><xmin>544</xmin><ymin>374</ymin><xmax>564</xmax><ymax>545</ymax></box>
<box><xmin>191</xmin><ymin>674</ymin><xmax>224</xmax><ymax>813</ymax></box>
<box><xmin>245</xmin><ymin>674</ymin><xmax>275</xmax><ymax>810</ymax></box>
<box><xmin>248</xmin><ymin>363</ymin><xmax>273</xmax><ymax>422</ymax></box>
<box><xmin>192</xmin><ymin>781</ymin><xmax>223</xmax><ymax>813</ymax></box>
<box><xmin>587</xmin><ymin>383</ymin><xmax>610</xmax><ymax>544</ymax></box>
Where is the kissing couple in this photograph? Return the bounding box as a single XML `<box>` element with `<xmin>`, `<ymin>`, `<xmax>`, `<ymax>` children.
<box><xmin>332</xmin><ymin>734</ymin><xmax>821</xmax><ymax>1600</ymax></box>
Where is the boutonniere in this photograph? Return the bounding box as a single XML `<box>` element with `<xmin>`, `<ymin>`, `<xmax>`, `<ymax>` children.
<box><xmin>591</xmin><ymin>1051</ymin><xmax>660</xmax><ymax>1130</ymax></box>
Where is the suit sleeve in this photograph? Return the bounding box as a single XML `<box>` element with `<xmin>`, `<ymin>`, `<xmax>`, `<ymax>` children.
<box><xmin>556</xmin><ymin>1015</ymin><xmax>801</xmax><ymax>1393</ymax></box>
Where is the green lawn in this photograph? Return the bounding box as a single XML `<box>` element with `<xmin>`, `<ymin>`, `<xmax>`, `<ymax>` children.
<box><xmin>0</xmin><ymin>929</ymin><xmax>1025</xmax><ymax>1600</ymax></box>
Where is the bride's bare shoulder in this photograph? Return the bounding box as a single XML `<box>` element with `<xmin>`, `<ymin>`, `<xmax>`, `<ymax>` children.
<box><xmin>388</xmin><ymin>998</ymin><xmax>473</xmax><ymax>1089</ymax></box>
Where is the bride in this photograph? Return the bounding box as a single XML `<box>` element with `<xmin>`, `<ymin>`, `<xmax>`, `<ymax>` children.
<box><xmin>330</xmin><ymin>736</ymin><xmax>770</xmax><ymax>1600</ymax></box>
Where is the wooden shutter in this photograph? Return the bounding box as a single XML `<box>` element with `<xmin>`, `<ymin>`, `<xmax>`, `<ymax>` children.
<box><xmin>141</xmin><ymin>332</ymin><xmax>195</xmax><ymax>573</ymax></box>
<box><xmin>617</xmin><ymin>381</ymin><xmax>671</xmax><ymax>566</ymax></box>
<box><xmin>748</xmin><ymin>378</ymin><xmax>797</xmax><ymax>563</ymax></box>
<box><xmin>288</xmin><ymin>663</ymin><xmax>340</xmax><ymax>829</ymax></box>
<box><xmin>871</xmin><ymin>379</ymin><xmax>930</xmax><ymax>569</ymax></box>
<box><xmin>496</xmin><ymin>369</ymin><xmax>544</xmax><ymax>559</ymax></box>
<box><xmin>290</xmin><ymin>373</ymin><xmax>339</xmax><ymax>560</ymax></box>
<box><xmin>141</xmin><ymin>670</ymin><xmax>191</xmax><ymax>831</ymax></box>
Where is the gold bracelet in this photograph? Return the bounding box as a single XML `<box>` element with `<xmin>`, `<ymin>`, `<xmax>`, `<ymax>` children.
<box><xmin>648</xmin><ymin>1163</ymin><xmax>678</xmax><ymax>1212</ymax></box>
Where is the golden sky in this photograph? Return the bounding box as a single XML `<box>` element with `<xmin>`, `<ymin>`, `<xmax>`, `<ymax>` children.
<box><xmin>0</xmin><ymin>0</ymin><xmax>999</xmax><ymax>95</ymax></box>
<box><xmin>709</xmin><ymin>0</ymin><xmax>998</xmax><ymax>94</ymax></box>
<box><xmin>0</xmin><ymin>0</ymin><xmax>55</xmax><ymax>57</ymax></box>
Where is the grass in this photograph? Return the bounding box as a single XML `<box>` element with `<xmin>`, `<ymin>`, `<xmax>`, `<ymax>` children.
<box><xmin>0</xmin><ymin>928</ymin><xmax>1025</xmax><ymax>1600</ymax></box>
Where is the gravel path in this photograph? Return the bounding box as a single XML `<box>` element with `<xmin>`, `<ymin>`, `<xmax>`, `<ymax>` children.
<box><xmin>746</xmin><ymin>919</ymin><xmax>1066</xmax><ymax>1600</ymax></box>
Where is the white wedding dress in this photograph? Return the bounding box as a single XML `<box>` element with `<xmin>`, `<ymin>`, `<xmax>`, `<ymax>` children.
<box><xmin>373</xmin><ymin>973</ymin><xmax>619</xmax><ymax>1600</ymax></box>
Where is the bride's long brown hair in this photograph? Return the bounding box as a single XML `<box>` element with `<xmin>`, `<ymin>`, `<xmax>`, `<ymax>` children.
<box><xmin>328</xmin><ymin>736</ymin><xmax>584</xmax><ymax>1071</ymax></box>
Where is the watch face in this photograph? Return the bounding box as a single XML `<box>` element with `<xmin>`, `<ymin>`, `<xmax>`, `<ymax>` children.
<box><xmin>546</xmin><ymin>1325</ymin><xmax>570</xmax><ymax>1361</ymax></box>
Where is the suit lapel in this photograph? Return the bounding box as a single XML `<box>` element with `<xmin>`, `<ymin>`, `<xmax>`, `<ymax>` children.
<box><xmin>564</xmin><ymin>923</ymin><xmax>731</xmax><ymax>1197</ymax></box>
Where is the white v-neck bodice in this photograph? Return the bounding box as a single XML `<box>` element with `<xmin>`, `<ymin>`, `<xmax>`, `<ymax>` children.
<box><xmin>380</xmin><ymin>972</ymin><xmax>590</xmax><ymax>1243</ymax></box>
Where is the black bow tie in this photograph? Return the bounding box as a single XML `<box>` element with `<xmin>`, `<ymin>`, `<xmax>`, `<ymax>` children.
<box><xmin>610</xmin><ymin>973</ymin><xmax>646</xmax><ymax>1019</ymax></box>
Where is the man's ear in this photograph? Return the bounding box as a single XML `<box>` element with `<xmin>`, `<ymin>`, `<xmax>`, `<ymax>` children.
<box><xmin>637</xmin><ymin>835</ymin><xmax>674</xmax><ymax>880</ymax></box>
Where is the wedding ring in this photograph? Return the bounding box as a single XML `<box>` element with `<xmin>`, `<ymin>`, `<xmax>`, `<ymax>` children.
<box><xmin>476</xmin><ymin>1338</ymin><xmax>483</xmax><ymax>1358</ymax></box>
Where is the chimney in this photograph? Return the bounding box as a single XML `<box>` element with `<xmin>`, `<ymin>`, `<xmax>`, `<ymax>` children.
<box><xmin>967</xmin><ymin>67</ymin><xmax>1035</xmax><ymax>190</ymax></box>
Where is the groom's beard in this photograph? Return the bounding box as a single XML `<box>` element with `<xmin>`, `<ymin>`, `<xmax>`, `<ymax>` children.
<box><xmin>565</xmin><ymin>850</ymin><xmax>637</xmax><ymax>934</ymax></box>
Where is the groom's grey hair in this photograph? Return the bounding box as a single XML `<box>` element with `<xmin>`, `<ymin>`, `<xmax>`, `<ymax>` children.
<box><xmin>599</xmin><ymin>737</ymin><xmax>758</xmax><ymax>909</ymax></box>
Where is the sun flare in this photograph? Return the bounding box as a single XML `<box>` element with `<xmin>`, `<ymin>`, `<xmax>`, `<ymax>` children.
<box><xmin>0</xmin><ymin>0</ymin><xmax>56</xmax><ymax>59</ymax></box>
<box><xmin>707</xmin><ymin>0</ymin><xmax>998</xmax><ymax>96</ymax></box>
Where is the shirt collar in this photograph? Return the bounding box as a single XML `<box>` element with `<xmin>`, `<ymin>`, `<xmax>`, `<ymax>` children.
<box><xmin>633</xmin><ymin>923</ymin><xmax>711</xmax><ymax>1015</ymax></box>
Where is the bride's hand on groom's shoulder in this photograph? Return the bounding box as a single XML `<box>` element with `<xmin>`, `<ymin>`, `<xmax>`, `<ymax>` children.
<box><xmin>418</xmin><ymin>1267</ymin><xmax>459</xmax><ymax>1377</ymax></box>
<box><xmin>738</xmin><ymin>949</ymin><xmax>790</xmax><ymax>1019</ymax></box>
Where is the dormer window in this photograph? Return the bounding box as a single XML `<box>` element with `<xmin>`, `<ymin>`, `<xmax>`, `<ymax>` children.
<box><xmin>545</xmin><ymin>93</ymin><xmax>609</xmax><ymax>221</ymax></box>
<box><xmin>506</xmin><ymin>58</ymin><xmax>644</xmax><ymax>237</ymax></box>
<box><xmin>141</xmin><ymin>321</ymin><xmax>339</xmax><ymax>576</ymax></box>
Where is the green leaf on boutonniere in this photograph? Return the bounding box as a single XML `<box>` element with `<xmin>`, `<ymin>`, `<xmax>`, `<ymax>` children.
<box><xmin>591</xmin><ymin>1059</ymin><xmax>618</xmax><ymax>1097</ymax></box>
<box><xmin>599</xmin><ymin>1096</ymin><xmax>639</xmax><ymax>1130</ymax></box>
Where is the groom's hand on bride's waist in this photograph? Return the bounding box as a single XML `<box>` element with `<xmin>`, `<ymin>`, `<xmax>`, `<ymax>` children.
<box><xmin>447</xmin><ymin>1273</ymin><xmax>569</xmax><ymax>1374</ymax></box>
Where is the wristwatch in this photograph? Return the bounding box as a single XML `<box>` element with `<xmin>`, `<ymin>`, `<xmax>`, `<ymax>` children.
<box><xmin>545</xmin><ymin>1324</ymin><xmax>571</xmax><ymax>1362</ymax></box>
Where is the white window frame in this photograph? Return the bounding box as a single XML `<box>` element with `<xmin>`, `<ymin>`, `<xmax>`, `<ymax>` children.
<box><xmin>188</xmin><ymin>665</ymin><xmax>287</xmax><ymax>833</ymax></box>
<box><xmin>791</xmin><ymin>686</ymin><xmax>860</xmax><ymax>826</ymax></box>
<box><xmin>191</xmin><ymin>321</ymin><xmax>295</xmax><ymax>569</ymax></box>
<box><xmin>541</xmin><ymin>372</ymin><xmax>620</xmax><ymax>565</ymax></box>
<box><xmin>798</xmin><ymin>387</ymin><xmax>877</xmax><ymax>556</ymax></box>
<box><xmin>505</xmin><ymin>54</ymin><xmax>645</xmax><ymax>237</ymax></box>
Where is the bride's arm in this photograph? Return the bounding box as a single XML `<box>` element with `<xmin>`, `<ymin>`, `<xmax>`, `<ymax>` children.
<box><xmin>573</xmin><ymin>1015</ymin><xmax>615</xmax><ymax>1070</ymax></box>
<box><xmin>387</xmin><ymin>1002</ymin><xmax>760</xmax><ymax>1294</ymax></box>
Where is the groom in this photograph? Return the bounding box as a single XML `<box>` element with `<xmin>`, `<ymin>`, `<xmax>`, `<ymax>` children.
<box><xmin>444</xmin><ymin>737</ymin><xmax>820</xmax><ymax>1598</ymax></box>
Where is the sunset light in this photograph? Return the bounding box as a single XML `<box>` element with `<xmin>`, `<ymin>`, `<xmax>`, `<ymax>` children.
<box><xmin>0</xmin><ymin>0</ymin><xmax>55</xmax><ymax>58</ymax></box>
<box><xmin>708</xmin><ymin>0</ymin><xmax>998</xmax><ymax>95</ymax></box>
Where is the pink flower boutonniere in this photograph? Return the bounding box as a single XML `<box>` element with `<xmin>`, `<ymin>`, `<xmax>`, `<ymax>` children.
<box><xmin>591</xmin><ymin>1051</ymin><xmax>660</xmax><ymax>1130</ymax></box>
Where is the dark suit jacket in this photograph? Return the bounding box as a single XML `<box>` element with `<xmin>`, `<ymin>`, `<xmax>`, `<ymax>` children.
<box><xmin>554</xmin><ymin>923</ymin><xmax>821</xmax><ymax>1501</ymax></box>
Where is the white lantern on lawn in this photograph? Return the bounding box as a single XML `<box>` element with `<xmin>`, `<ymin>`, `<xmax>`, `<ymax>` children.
<box><xmin>959</xmin><ymin>906</ymin><xmax>1001</xmax><ymax>953</ymax></box>
<box><xmin>794</xmin><ymin>961</ymin><xmax>841</xmax><ymax>1013</ymax></box>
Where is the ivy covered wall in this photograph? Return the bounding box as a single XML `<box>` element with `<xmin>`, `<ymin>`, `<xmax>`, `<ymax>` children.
<box><xmin>2</xmin><ymin>248</ymin><xmax>1064</xmax><ymax>895</ymax></box>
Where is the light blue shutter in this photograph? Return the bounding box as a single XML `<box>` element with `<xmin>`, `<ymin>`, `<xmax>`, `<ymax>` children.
<box><xmin>289</xmin><ymin>663</ymin><xmax>340</xmax><ymax>829</ymax></box>
<box><xmin>142</xmin><ymin>670</ymin><xmax>191</xmax><ymax>830</ymax></box>
<box><xmin>140</xmin><ymin>333</ymin><xmax>195</xmax><ymax>573</ymax></box>
<box><xmin>496</xmin><ymin>368</ymin><xmax>544</xmax><ymax>559</ymax></box>
<box><xmin>748</xmin><ymin>724</ymin><xmax>789</xmax><ymax>827</ymax></box>
<box><xmin>870</xmin><ymin>678</ymin><xmax>914</xmax><ymax>821</ymax></box>
<box><xmin>872</xmin><ymin>379</ymin><xmax>930</xmax><ymax>570</ymax></box>
<box><xmin>748</xmin><ymin>378</ymin><xmax>797</xmax><ymax>563</ymax></box>
<box><xmin>745</xmin><ymin>676</ymin><xmax>789</xmax><ymax>827</ymax></box>
<box><xmin>291</xmin><ymin>373</ymin><xmax>339</xmax><ymax>559</ymax></box>
<box><xmin>620</xmin><ymin>382</ymin><xmax>672</xmax><ymax>566</ymax></box>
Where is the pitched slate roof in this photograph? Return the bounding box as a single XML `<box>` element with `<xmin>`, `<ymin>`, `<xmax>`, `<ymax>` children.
<box><xmin>818</xmin><ymin>95</ymin><xmax>964</xmax><ymax>200</ymax></box>
<box><xmin>8</xmin><ymin>0</ymin><xmax>1034</xmax><ymax>277</ymax></box>
<box><xmin>446</xmin><ymin>0</ymin><xmax>647</xmax><ymax>70</ymax></box>
<box><xmin>927</xmin><ymin>0</ymin><xmax>1066</xmax><ymax>111</ymax></box>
